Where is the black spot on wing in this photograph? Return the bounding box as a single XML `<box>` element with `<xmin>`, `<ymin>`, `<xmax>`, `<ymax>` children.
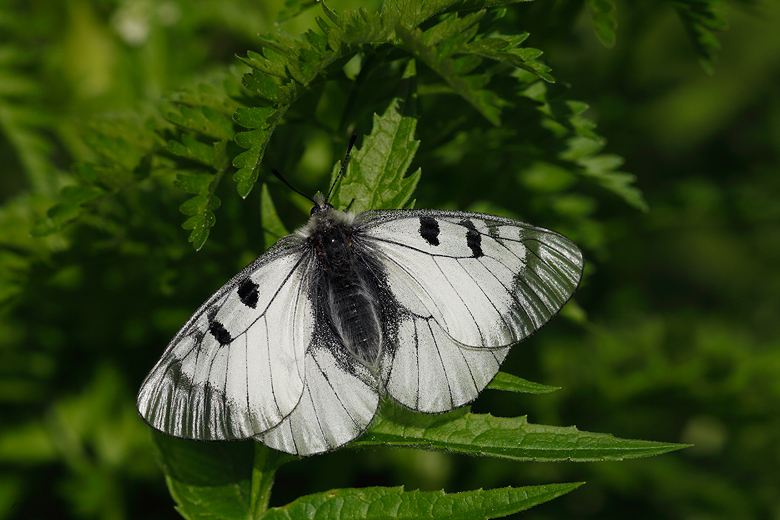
<box><xmin>237</xmin><ymin>278</ymin><xmax>259</xmax><ymax>308</ymax></box>
<box><xmin>460</xmin><ymin>219</ymin><xmax>484</xmax><ymax>258</ymax></box>
<box><xmin>419</xmin><ymin>216</ymin><xmax>440</xmax><ymax>246</ymax></box>
<box><xmin>209</xmin><ymin>320</ymin><xmax>232</xmax><ymax>346</ymax></box>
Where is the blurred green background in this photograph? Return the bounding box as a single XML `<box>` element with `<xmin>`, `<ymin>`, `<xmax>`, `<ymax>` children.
<box><xmin>1</xmin><ymin>0</ymin><xmax>779</xmax><ymax>518</ymax></box>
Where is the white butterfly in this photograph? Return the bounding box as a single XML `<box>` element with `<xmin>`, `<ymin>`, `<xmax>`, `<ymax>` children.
<box><xmin>137</xmin><ymin>138</ymin><xmax>584</xmax><ymax>456</ymax></box>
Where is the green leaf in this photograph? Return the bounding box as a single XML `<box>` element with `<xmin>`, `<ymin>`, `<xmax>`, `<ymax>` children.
<box><xmin>671</xmin><ymin>0</ymin><xmax>728</xmax><ymax>74</ymax></box>
<box><xmin>587</xmin><ymin>0</ymin><xmax>618</xmax><ymax>48</ymax></box>
<box><xmin>263</xmin><ymin>483</ymin><xmax>583</xmax><ymax>520</ymax></box>
<box><xmin>464</xmin><ymin>34</ymin><xmax>554</xmax><ymax>82</ymax></box>
<box><xmin>329</xmin><ymin>60</ymin><xmax>420</xmax><ymax>213</ymax></box>
<box><xmin>174</xmin><ymin>173</ymin><xmax>221</xmax><ymax>250</ymax></box>
<box><xmin>152</xmin><ymin>434</ymin><xmax>293</xmax><ymax>520</ymax></box>
<box><xmin>167</xmin><ymin>134</ymin><xmax>221</xmax><ymax>167</ymax></box>
<box><xmin>233</xmin><ymin>107</ymin><xmax>284</xmax><ymax>198</ymax></box>
<box><xmin>487</xmin><ymin>372</ymin><xmax>560</xmax><ymax>394</ymax></box>
<box><xmin>30</xmin><ymin>202</ymin><xmax>83</xmax><ymax>237</ymax></box>
<box><xmin>60</xmin><ymin>185</ymin><xmax>105</xmax><ymax>204</ymax></box>
<box><xmin>576</xmin><ymin>154</ymin><xmax>648</xmax><ymax>212</ymax></box>
<box><xmin>359</xmin><ymin>406</ymin><xmax>687</xmax><ymax>461</ymax></box>
<box><xmin>381</xmin><ymin>0</ymin><xmax>533</xmax><ymax>31</ymax></box>
<box><xmin>276</xmin><ymin>0</ymin><xmax>319</xmax><ymax>24</ymax></box>
<box><xmin>241</xmin><ymin>72</ymin><xmax>280</xmax><ymax>103</ymax></box>
<box><xmin>165</xmin><ymin>105</ymin><xmax>234</xmax><ymax>141</ymax></box>
<box><xmin>394</xmin><ymin>10</ymin><xmax>554</xmax><ymax>125</ymax></box>
<box><xmin>260</xmin><ymin>184</ymin><xmax>289</xmax><ymax>250</ymax></box>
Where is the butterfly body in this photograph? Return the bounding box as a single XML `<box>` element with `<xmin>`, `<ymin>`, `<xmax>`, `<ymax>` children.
<box><xmin>303</xmin><ymin>198</ymin><xmax>389</xmax><ymax>368</ymax></box>
<box><xmin>138</xmin><ymin>196</ymin><xmax>583</xmax><ymax>455</ymax></box>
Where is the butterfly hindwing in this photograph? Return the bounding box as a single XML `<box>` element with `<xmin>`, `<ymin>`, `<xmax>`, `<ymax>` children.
<box><xmin>258</xmin><ymin>331</ymin><xmax>381</xmax><ymax>455</ymax></box>
<box><xmin>137</xmin><ymin>237</ymin><xmax>314</xmax><ymax>440</ymax></box>
<box><xmin>356</xmin><ymin>209</ymin><xmax>583</xmax><ymax>411</ymax></box>
<box><xmin>386</xmin><ymin>314</ymin><xmax>510</xmax><ymax>412</ymax></box>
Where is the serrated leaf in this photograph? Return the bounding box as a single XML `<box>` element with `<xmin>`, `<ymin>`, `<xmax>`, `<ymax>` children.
<box><xmin>165</xmin><ymin>74</ymin><xmax>243</xmax><ymax>116</ymax></box>
<box><xmin>329</xmin><ymin>61</ymin><xmax>420</xmax><ymax>212</ymax></box>
<box><xmin>241</xmin><ymin>72</ymin><xmax>279</xmax><ymax>102</ymax></box>
<box><xmin>487</xmin><ymin>372</ymin><xmax>560</xmax><ymax>394</ymax></box>
<box><xmin>174</xmin><ymin>172</ymin><xmax>213</xmax><ymax>195</ymax></box>
<box><xmin>264</xmin><ymin>483</ymin><xmax>583</xmax><ymax>520</ymax></box>
<box><xmin>260</xmin><ymin>184</ymin><xmax>289</xmax><ymax>250</ymax></box>
<box><xmin>152</xmin><ymin>433</ymin><xmax>293</xmax><ymax>520</ymax></box>
<box><xmin>166</xmin><ymin>105</ymin><xmax>234</xmax><ymax>141</ymax></box>
<box><xmin>359</xmin><ymin>406</ymin><xmax>687</xmax><ymax>461</ymax></box>
<box><xmin>233</xmin><ymin>107</ymin><xmax>283</xmax><ymax>198</ymax></box>
<box><xmin>180</xmin><ymin>196</ymin><xmax>220</xmax><ymax>251</ymax></box>
<box><xmin>464</xmin><ymin>34</ymin><xmax>554</xmax><ymax>83</ymax></box>
<box><xmin>587</xmin><ymin>0</ymin><xmax>617</xmax><ymax>48</ymax></box>
<box><xmin>334</xmin><ymin>7</ymin><xmax>390</xmax><ymax>45</ymax></box>
<box><xmin>167</xmin><ymin>134</ymin><xmax>218</xmax><ymax>167</ymax></box>
<box><xmin>396</xmin><ymin>26</ymin><xmax>507</xmax><ymax>126</ymax></box>
<box><xmin>174</xmin><ymin>173</ymin><xmax>221</xmax><ymax>250</ymax></box>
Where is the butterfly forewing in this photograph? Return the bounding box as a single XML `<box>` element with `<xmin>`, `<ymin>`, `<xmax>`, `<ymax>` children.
<box><xmin>359</xmin><ymin>210</ymin><xmax>583</xmax><ymax>348</ymax></box>
<box><xmin>137</xmin><ymin>238</ymin><xmax>314</xmax><ymax>440</ymax></box>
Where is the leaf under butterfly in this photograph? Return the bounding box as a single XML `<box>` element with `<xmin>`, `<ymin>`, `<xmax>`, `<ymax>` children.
<box><xmin>263</xmin><ymin>483</ymin><xmax>584</xmax><ymax>520</ymax></box>
<box><xmin>359</xmin><ymin>406</ymin><xmax>688</xmax><ymax>461</ymax></box>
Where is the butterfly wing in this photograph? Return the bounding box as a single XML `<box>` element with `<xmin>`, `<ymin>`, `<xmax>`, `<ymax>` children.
<box><xmin>137</xmin><ymin>236</ymin><xmax>314</xmax><ymax>441</ymax></box>
<box><xmin>257</xmin><ymin>327</ymin><xmax>380</xmax><ymax>455</ymax></box>
<box><xmin>357</xmin><ymin>209</ymin><xmax>583</xmax><ymax>412</ymax></box>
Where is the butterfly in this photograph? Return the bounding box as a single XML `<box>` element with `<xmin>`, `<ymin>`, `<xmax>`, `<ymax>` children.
<box><xmin>137</xmin><ymin>135</ymin><xmax>584</xmax><ymax>456</ymax></box>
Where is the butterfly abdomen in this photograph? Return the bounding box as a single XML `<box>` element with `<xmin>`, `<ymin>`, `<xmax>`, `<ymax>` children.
<box><xmin>312</xmin><ymin>223</ymin><xmax>384</xmax><ymax>367</ymax></box>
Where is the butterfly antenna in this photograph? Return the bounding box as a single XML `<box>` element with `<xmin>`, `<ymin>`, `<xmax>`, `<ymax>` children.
<box><xmin>271</xmin><ymin>168</ymin><xmax>316</xmax><ymax>205</ymax></box>
<box><xmin>326</xmin><ymin>133</ymin><xmax>358</xmax><ymax>203</ymax></box>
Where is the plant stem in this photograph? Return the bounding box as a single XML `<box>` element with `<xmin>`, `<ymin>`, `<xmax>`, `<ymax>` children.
<box><xmin>250</xmin><ymin>442</ymin><xmax>293</xmax><ymax>518</ymax></box>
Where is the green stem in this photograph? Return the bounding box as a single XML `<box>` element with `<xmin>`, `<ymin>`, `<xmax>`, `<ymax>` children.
<box><xmin>250</xmin><ymin>442</ymin><xmax>293</xmax><ymax>518</ymax></box>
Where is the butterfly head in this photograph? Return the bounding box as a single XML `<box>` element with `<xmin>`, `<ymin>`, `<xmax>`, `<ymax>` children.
<box><xmin>295</xmin><ymin>192</ymin><xmax>356</xmax><ymax>239</ymax></box>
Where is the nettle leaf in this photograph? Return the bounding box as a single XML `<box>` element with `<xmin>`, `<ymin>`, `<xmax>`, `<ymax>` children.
<box><xmin>360</xmin><ymin>406</ymin><xmax>687</xmax><ymax>461</ymax></box>
<box><xmin>263</xmin><ymin>483</ymin><xmax>583</xmax><ymax>520</ymax></box>
<box><xmin>487</xmin><ymin>372</ymin><xmax>560</xmax><ymax>394</ymax></box>
<box><xmin>671</xmin><ymin>0</ymin><xmax>728</xmax><ymax>74</ymax></box>
<box><xmin>330</xmin><ymin>61</ymin><xmax>420</xmax><ymax>213</ymax></box>
<box><xmin>587</xmin><ymin>0</ymin><xmax>617</xmax><ymax>48</ymax></box>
